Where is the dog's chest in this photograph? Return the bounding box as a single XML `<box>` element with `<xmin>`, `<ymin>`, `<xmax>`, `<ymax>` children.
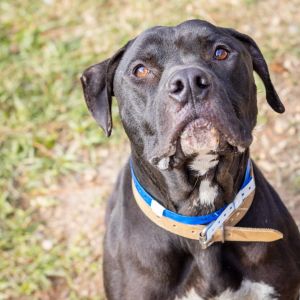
<box><xmin>176</xmin><ymin>280</ymin><xmax>278</xmax><ymax>300</ymax></box>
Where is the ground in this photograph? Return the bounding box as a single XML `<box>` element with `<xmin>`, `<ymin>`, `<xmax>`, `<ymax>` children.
<box><xmin>0</xmin><ymin>0</ymin><xmax>299</xmax><ymax>299</ymax></box>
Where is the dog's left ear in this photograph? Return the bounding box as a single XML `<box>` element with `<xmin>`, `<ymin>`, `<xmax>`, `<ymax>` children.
<box><xmin>226</xmin><ymin>28</ymin><xmax>285</xmax><ymax>113</ymax></box>
<box><xmin>80</xmin><ymin>41</ymin><xmax>131</xmax><ymax>136</ymax></box>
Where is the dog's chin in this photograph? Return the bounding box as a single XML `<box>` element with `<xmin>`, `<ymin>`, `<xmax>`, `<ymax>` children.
<box><xmin>180</xmin><ymin>119</ymin><xmax>220</xmax><ymax>157</ymax></box>
<box><xmin>154</xmin><ymin>119</ymin><xmax>247</xmax><ymax>171</ymax></box>
<box><xmin>150</xmin><ymin>118</ymin><xmax>251</xmax><ymax>170</ymax></box>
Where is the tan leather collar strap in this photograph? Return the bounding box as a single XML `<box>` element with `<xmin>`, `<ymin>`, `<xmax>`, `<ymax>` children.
<box><xmin>131</xmin><ymin>165</ymin><xmax>283</xmax><ymax>248</ymax></box>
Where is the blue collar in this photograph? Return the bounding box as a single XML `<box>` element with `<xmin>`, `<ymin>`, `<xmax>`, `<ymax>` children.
<box><xmin>130</xmin><ymin>159</ymin><xmax>252</xmax><ymax>226</ymax></box>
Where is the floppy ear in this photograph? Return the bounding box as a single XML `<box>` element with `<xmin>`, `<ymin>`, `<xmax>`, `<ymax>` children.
<box><xmin>226</xmin><ymin>29</ymin><xmax>285</xmax><ymax>113</ymax></box>
<box><xmin>80</xmin><ymin>42</ymin><xmax>130</xmax><ymax>136</ymax></box>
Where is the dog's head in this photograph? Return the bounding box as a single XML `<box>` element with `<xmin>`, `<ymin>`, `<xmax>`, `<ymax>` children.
<box><xmin>81</xmin><ymin>20</ymin><xmax>284</xmax><ymax>169</ymax></box>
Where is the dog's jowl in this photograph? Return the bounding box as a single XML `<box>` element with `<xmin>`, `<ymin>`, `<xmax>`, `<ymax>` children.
<box><xmin>81</xmin><ymin>20</ymin><xmax>300</xmax><ymax>300</ymax></box>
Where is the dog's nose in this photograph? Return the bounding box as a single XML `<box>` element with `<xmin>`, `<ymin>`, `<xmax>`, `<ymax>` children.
<box><xmin>167</xmin><ymin>68</ymin><xmax>210</xmax><ymax>104</ymax></box>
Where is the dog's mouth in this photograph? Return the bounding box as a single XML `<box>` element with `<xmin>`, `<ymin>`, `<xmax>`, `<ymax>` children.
<box><xmin>150</xmin><ymin>116</ymin><xmax>252</xmax><ymax>170</ymax></box>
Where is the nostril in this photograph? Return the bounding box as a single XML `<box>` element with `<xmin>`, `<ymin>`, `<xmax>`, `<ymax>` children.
<box><xmin>169</xmin><ymin>79</ymin><xmax>184</xmax><ymax>94</ymax></box>
<box><xmin>195</xmin><ymin>76</ymin><xmax>210</xmax><ymax>89</ymax></box>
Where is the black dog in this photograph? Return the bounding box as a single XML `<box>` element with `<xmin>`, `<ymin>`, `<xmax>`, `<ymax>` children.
<box><xmin>81</xmin><ymin>20</ymin><xmax>300</xmax><ymax>300</ymax></box>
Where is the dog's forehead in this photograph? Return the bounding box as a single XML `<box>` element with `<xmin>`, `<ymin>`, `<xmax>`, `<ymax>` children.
<box><xmin>138</xmin><ymin>20</ymin><xmax>220</xmax><ymax>42</ymax></box>
<box><xmin>175</xmin><ymin>19</ymin><xmax>219</xmax><ymax>35</ymax></box>
<box><xmin>124</xmin><ymin>20</ymin><xmax>228</xmax><ymax>62</ymax></box>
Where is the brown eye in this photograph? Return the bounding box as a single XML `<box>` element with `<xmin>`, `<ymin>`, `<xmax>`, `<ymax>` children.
<box><xmin>214</xmin><ymin>47</ymin><xmax>229</xmax><ymax>60</ymax></box>
<box><xmin>134</xmin><ymin>65</ymin><xmax>150</xmax><ymax>78</ymax></box>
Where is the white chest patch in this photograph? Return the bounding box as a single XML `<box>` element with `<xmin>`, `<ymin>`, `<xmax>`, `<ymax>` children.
<box><xmin>175</xmin><ymin>288</ymin><xmax>204</xmax><ymax>300</ymax></box>
<box><xmin>214</xmin><ymin>280</ymin><xmax>278</xmax><ymax>300</ymax></box>
<box><xmin>189</xmin><ymin>154</ymin><xmax>218</xmax><ymax>176</ymax></box>
<box><xmin>198</xmin><ymin>179</ymin><xmax>218</xmax><ymax>207</ymax></box>
<box><xmin>176</xmin><ymin>280</ymin><xmax>278</xmax><ymax>300</ymax></box>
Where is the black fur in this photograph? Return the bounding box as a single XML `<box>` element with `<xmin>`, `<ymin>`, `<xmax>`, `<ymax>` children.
<box><xmin>81</xmin><ymin>20</ymin><xmax>300</xmax><ymax>299</ymax></box>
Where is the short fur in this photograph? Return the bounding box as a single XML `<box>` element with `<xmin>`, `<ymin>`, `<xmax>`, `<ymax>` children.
<box><xmin>81</xmin><ymin>20</ymin><xmax>300</xmax><ymax>299</ymax></box>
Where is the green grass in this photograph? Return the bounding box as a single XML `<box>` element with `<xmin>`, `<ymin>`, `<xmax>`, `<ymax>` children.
<box><xmin>0</xmin><ymin>1</ymin><xmax>118</xmax><ymax>298</ymax></box>
<box><xmin>0</xmin><ymin>0</ymin><xmax>299</xmax><ymax>299</ymax></box>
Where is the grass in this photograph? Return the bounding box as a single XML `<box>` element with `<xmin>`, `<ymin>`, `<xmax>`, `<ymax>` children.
<box><xmin>0</xmin><ymin>0</ymin><xmax>299</xmax><ymax>299</ymax></box>
<box><xmin>0</xmin><ymin>1</ymin><xmax>117</xmax><ymax>298</ymax></box>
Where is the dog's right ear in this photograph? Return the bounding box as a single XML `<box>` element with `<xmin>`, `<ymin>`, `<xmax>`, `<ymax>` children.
<box><xmin>80</xmin><ymin>41</ymin><xmax>131</xmax><ymax>136</ymax></box>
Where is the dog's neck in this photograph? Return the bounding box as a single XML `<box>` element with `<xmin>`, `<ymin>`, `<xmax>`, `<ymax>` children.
<box><xmin>131</xmin><ymin>148</ymin><xmax>249</xmax><ymax>216</ymax></box>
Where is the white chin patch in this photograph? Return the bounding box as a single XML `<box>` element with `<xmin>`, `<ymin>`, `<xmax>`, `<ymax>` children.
<box><xmin>180</xmin><ymin>120</ymin><xmax>219</xmax><ymax>156</ymax></box>
<box><xmin>189</xmin><ymin>154</ymin><xmax>218</xmax><ymax>176</ymax></box>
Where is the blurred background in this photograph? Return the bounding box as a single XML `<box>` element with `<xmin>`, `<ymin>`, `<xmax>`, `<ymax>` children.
<box><xmin>0</xmin><ymin>0</ymin><xmax>299</xmax><ymax>299</ymax></box>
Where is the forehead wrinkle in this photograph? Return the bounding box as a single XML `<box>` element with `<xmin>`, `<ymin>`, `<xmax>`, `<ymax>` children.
<box><xmin>174</xmin><ymin>34</ymin><xmax>212</xmax><ymax>59</ymax></box>
<box><xmin>133</xmin><ymin>25</ymin><xmax>175</xmax><ymax>48</ymax></box>
<box><xmin>138</xmin><ymin>43</ymin><xmax>164</xmax><ymax>56</ymax></box>
<box><xmin>129</xmin><ymin>30</ymin><xmax>175</xmax><ymax>63</ymax></box>
<box><xmin>175</xmin><ymin>29</ymin><xmax>217</xmax><ymax>47</ymax></box>
<box><xmin>128</xmin><ymin>46</ymin><xmax>165</xmax><ymax>68</ymax></box>
<box><xmin>133</xmin><ymin>28</ymin><xmax>170</xmax><ymax>49</ymax></box>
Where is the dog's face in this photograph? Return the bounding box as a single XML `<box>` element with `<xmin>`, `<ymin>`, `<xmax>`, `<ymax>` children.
<box><xmin>81</xmin><ymin>20</ymin><xmax>284</xmax><ymax>169</ymax></box>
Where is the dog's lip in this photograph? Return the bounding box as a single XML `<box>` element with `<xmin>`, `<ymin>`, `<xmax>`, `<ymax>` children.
<box><xmin>150</xmin><ymin>113</ymin><xmax>253</xmax><ymax>167</ymax></box>
<box><xmin>149</xmin><ymin>116</ymin><xmax>194</xmax><ymax>165</ymax></box>
<box><xmin>180</xmin><ymin>118</ymin><xmax>212</xmax><ymax>136</ymax></box>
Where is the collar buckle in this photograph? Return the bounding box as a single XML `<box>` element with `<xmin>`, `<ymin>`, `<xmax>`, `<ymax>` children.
<box><xmin>199</xmin><ymin>226</ymin><xmax>214</xmax><ymax>249</ymax></box>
